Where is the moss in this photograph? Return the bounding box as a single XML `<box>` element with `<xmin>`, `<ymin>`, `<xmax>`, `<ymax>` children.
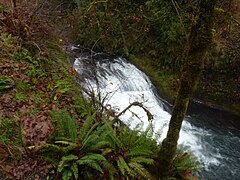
<box><xmin>157</xmin><ymin>0</ymin><xmax>217</xmax><ymax>178</ymax></box>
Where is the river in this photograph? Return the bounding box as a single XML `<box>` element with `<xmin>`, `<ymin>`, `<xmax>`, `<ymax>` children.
<box><xmin>71</xmin><ymin>47</ymin><xmax>240</xmax><ymax>180</ymax></box>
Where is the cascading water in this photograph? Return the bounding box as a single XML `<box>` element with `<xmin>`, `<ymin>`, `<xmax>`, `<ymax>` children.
<box><xmin>72</xmin><ymin>47</ymin><xmax>240</xmax><ymax>180</ymax></box>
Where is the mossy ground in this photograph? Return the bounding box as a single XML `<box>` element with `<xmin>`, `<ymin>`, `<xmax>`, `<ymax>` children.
<box><xmin>0</xmin><ymin>3</ymin><xmax>80</xmax><ymax>178</ymax></box>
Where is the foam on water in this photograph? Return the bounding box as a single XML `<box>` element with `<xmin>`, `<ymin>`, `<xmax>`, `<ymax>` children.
<box><xmin>73</xmin><ymin>56</ymin><xmax>222</xmax><ymax>167</ymax></box>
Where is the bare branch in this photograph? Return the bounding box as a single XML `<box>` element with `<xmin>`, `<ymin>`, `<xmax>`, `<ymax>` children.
<box><xmin>113</xmin><ymin>101</ymin><xmax>153</xmax><ymax>123</ymax></box>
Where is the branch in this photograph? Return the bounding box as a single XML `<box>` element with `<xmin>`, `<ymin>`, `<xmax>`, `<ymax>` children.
<box><xmin>113</xmin><ymin>101</ymin><xmax>153</xmax><ymax>123</ymax></box>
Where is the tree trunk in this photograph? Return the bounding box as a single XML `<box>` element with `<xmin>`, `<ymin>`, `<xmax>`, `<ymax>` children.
<box><xmin>156</xmin><ymin>0</ymin><xmax>217</xmax><ymax>178</ymax></box>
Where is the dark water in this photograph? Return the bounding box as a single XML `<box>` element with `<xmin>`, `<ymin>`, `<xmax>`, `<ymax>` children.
<box><xmin>188</xmin><ymin>103</ymin><xmax>240</xmax><ymax>180</ymax></box>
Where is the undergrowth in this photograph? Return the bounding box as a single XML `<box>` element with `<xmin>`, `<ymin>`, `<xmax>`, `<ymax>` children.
<box><xmin>0</xmin><ymin>2</ymin><xmax>201</xmax><ymax>180</ymax></box>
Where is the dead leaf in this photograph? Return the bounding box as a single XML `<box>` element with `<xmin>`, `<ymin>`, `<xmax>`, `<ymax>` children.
<box><xmin>23</xmin><ymin>115</ymin><xmax>52</xmax><ymax>146</ymax></box>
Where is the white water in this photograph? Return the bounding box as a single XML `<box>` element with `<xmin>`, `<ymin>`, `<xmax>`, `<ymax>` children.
<box><xmin>73</xmin><ymin>55</ymin><xmax>222</xmax><ymax>168</ymax></box>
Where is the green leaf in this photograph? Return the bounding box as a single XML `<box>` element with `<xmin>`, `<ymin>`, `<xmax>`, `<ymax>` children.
<box><xmin>128</xmin><ymin>147</ymin><xmax>153</xmax><ymax>157</ymax></box>
<box><xmin>117</xmin><ymin>157</ymin><xmax>129</xmax><ymax>176</ymax></box>
<box><xmin>130</xmin><ymin>157</ymin><xmax>154</xmax><ymax>165</ymax></box>
<box><xmin>80</xmin><ymin>153</ymin><xmax>106</xmax><ymax>161</ymax></box>
<box><xmin>77</xmin><ymin>159</ymin><xmax>103</xmax><ymax>172</ymax></box>
<box><xmin>70</xmin><ymin>162</ymin><xmax>78</xmax><ymax>180</ymax></box>
<box><xmin>62</xmin><ymin>169</ymin><xmax>72</xmax><ymax>180</ymax></box>
<box><xmin>62</xmin><ymin>154</ymin><xmax>78</xmax><ymax>162</ymax></box>
<box><xmin>128</xmin><ymin>162</ymin><xmax>152</xmax><ymax>179</ymax></box>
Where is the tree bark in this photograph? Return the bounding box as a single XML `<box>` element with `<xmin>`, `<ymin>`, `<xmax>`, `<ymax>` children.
<box><xmin>156</xmin><ymin>0</ymin><xmax>217</xmax><ymax>178</ymax></box>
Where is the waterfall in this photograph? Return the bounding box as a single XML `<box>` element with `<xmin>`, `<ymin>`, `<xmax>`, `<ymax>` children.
<box><xmin>72</xmin><ymin>47</ymin><xmax>240</xmax><ymax>180</ymax></box>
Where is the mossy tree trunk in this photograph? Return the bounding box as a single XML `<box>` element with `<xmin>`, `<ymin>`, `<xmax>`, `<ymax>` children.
<box><xmin>156</xmin><ymin>0</ymin><xmax>217</xmax><ymax>178</ymax></box>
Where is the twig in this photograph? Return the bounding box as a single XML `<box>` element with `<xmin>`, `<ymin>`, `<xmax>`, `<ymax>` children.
<box><xmin>113</xmin><ymin>101</ymin><xmax>153</xmax><ymax>123</ymax></box>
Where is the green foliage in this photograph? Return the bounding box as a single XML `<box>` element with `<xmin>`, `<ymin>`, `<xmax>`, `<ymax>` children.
<box><xmin>70</xmin><ymin>0</ymin><xmax>193</xmax><ymax>70</ymax></box>
<box><xmin>104</xmin><ymin>124</ymin><xmax>158</xmax><ymax>179</ymax></box>
<box><xmin>54</xmin><ymin>79</ymin><xmax>74</xmax><ymax>95</ymax></box>
<box><xmin>14</xmin><ymin>92</ymin><xmax>28</xmax><ymax>102</ymax></box>
<box><xmin>51</xmin><ymin>110</ymin><xmax>78</xmax><ymax>142</ymax></box>
<box><xmin>171</xmin><ymin>146</ymin><xmax>202</xmax><ymax>179</ymax></box>
<box><xmin>1</xmin><ymin>33</ymin><xmax>14</xmax><ymax>46</ymax></box>
<box><xmin>0</xmin><ymin>33</ymin><xmax>18</xmax><ymax>57</ymax></box>
<box><xmin>44</xmin><ymin>110</ymin><xmax>112</xmax><ymax>179</ymax></box>
<box><xmin>44</xmin><ymin>100</ymin><xmax>160</xmax><ymax>179</ymax></box>
<box><xmin>15</xmin><ymin>80</ymin><xmax>30</xmax><ymax>92</ymax></box>
<box><xmin>0</xmin><ymin>76</ymin><xmax>14</xmax><ymax>94</ymax></box>
<box><xmin>0</xmin><ymin>4</ymin><xmax>8</xmax><ymax>13</ymax></box>
<box><xmin>15</xmin><ymin>48</ymin><xmax>33</xmax><ymax>62</ymax></box>
<box><xmin>0</xmin><ymin>118</ymin><xmax>15</xmax><ymax>143</ymax></box>
<box><xmin>15</xmin><ymin>48</ymin><xmax>47</xmax><ymax>81</ymax></box>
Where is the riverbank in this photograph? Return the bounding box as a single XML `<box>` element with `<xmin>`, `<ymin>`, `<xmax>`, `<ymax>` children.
<box><xmin>129</xmin><ymin>55</ymin><xmax>240</xmax><ymax>118</ymax></box>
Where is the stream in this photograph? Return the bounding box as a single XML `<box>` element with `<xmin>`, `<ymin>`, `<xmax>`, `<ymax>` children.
<box><xmin>71</xmin><ymin>47</ymin><xmax>240</xmax><ymax>180</ymax></box>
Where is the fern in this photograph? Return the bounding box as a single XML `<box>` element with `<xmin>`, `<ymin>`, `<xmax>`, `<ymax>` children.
<box><xmin>52</xmin><ymin>110</ymin><xmax>78</xmax><ymax>142</ymax></box>
<box><xmin>105</xmin><ymin>123</ymin><xmax>158</xmax><ymax>179</ymax></box>
<box><xmin>171</xmin><ymin>145</ymin><xmax>203</xmax><ymax>178</ymax></box>
<box><xmin>101</xmin><ymin>160</ymin><xmax>117</xmax><ymax>179</ymax></box>
<box><xmin>62</xmin><ymin>154</ymin><xmax>79</xmax><ymax>162</ymax></box>
<box><xmin>77</xmin><ymin>156</ymin><xmax>104</xmax><ymax>173</ymax></box>
<box><xmin>128</xmin><ymin>147</ymin><xmax>153</xmax><ymax>157</ymax></box>
<box><xmin>43</xmin><ymin>109</ymin><xmax>116</xmax><ymax>179</ymax></box>
<box><xmin>62</xmin><ymin>169</ymin><xmax>72</xmax><ymax>180</ymax></box>
<box><xmin>130</xmin><ymin>157</ymin><xmax>154</xmax><ymax>165</ymax></box>
<box><xmin>70</xmin><ymin>162</ymin><xmax>78</xmax><ymax>180</ymax></box>
<box><xmin>128</xmin><ymin>162</ymin><xmax>153</xmax><ymax>179</ymax></box>
<box><xmin>78</xmin><ymin>112</ymin><xmax>96</xmax><ymax>140</ymax></box>
<box><xmin>117</xmin><ymin>156</ymin><xmax>129</xmax><ymax>176</ymax></box>
<box><xmin>0</xmin><ymin>118</ymin><xmax>14</xmax><ymax>143</ymax></box>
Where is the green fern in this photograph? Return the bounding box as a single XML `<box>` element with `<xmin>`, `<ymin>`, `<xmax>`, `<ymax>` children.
<box><xmin>104</xmin><ymin>123</ymin><xmax>157</xmax><ymax>179</ymax></box>
<box><xmin>77</xmin><ymin>153</ymin><xmax>106</xmax><ymax>173</ymax></box>
<box><xmin>0</xmin><ymin>118</ymin><xmax>15</xmax><ymax>143</ymax></box>
<box><xmin>44</xmin><ymin>98</ymin><xmax>160</xmax><ymax>179</ymax></box>
<box><xmin>51</xmin><ymin>110</ymin><xmax>78</xmax><ymax>143</ymax></box>
<box><xmin>117</xmin><ymin>156</ymin><xmax>130</xmax><ymax>176</ymax></box>
<box><xmin>171</xmin><ymin>145</ymin><xmax>203</xmax><ymax>178</ymax></box>
<box><xmin>78</xmin><ymin>112</ymin><xmax>96</xmax><ymax>140</ymax></box>
<box><xmin>43</xmin><ymin>110</ymin><xmax>116</xmax><ymax>179</ymax></box>
<box><xmin>128</xmin><ymin>162</ymin><xmax>152</xmax><ymax>179</ymax></box>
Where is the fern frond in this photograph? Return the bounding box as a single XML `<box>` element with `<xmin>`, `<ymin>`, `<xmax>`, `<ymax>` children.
<box><xmin>141</xmin><ymin>123</ymin><xmax>154</xmax><ymax>138</ymax></box>
<box><xmin>79</xmin><ymin>112</ymin><xmax>96</xmax><ymax>140</ymax></box>
<box><xmin>77</xmin><ymin>159</ymin><xmax>103</xmax><ymax>172</ymax></box>
<box><xmin>128</xmin><ymin>162</ymin><xmax>153</xmax><ymax>179</ymax></box>
<box><xmin>105</xmin><ymin>130</ymin><xmax>121</xmax><ymax>149</ymax></box>
<box><xmin>81</xmin><ymin>153</ymin><xmax>106</xmax><ymax>161</ymax></box>
<box><xmin>121</xmin><ymin>128</ymin><xmax>139</xmax><ymax>147</ymax></box>
<box><xmin>117</xmin><ymin>156</ymin><xmax>130</xmax><ymax>176</ymax></box>
<box><xmin>62</xmin><ymin>169</ymin><xmax>72</xmax><ymax>180</ymax></box>
<box><xmin>128</xmin><ymin>147</ymin><xmax>153</xmax><ymax>157</ymax></box>
<box><xmin>61</xmin><ymin>154</ymin><xmax>78</xmax><ymax>162</ymax></box>
<box><xmin>70</xmin><ymin>162</ymin><xmax>78</xmax><ymax>180</ymax></box>
<box><xmin>58</xmin><ymin>160</ymin><xmax>70</xmax><ymax>173</ymax></box>
<box><xmin>87</xmin><ymin>140</ymin><xmax>110</xmax><ymax>151</ymax></box>
<box><xmin>101</xmin><ymin>160</ymin><xmax>117</xmax><ymax>177</ymax></box>
<box><xmin>40</xmin><ymin>143</ymin><xmax>62</xmax><ymax>152</ymax></box>
<box><xmin>58</xmin><ymin>155</ymin><xmax>78</xmax><ymax>173</ymax></box>
<box><xmin>130</xmin><ymin>157</ymin><xmax>154</xmax><ymax>165</ymax></box>
<box><xmin>53</xmin><ymin>110</ymin><xmax>78</xmax><ymax>142</ymax></box>
<box><xmin>54</xmin><ymin>141</ymin><xmax>76</xmax><ymax>146</ymax></box>
<box><xmin>82</xmin><ymin>134</ymin><xmax>100</xmax><ymax>151</ymax></box>
<box><xmin>54</xmin><ymin>141</ymin><xmax>77</xmax><ymax>153</ymax></box>
<box><xmin>81</xmin><ymin>123</ymin><xmax>114</xmax><ymax>152</ymax></box>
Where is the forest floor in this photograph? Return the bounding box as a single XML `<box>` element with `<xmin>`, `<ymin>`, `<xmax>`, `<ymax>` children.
<box><xmin>0</xmin><ymin>2</ymin><xmax>79</xmax><ymax>178</ymax></box>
